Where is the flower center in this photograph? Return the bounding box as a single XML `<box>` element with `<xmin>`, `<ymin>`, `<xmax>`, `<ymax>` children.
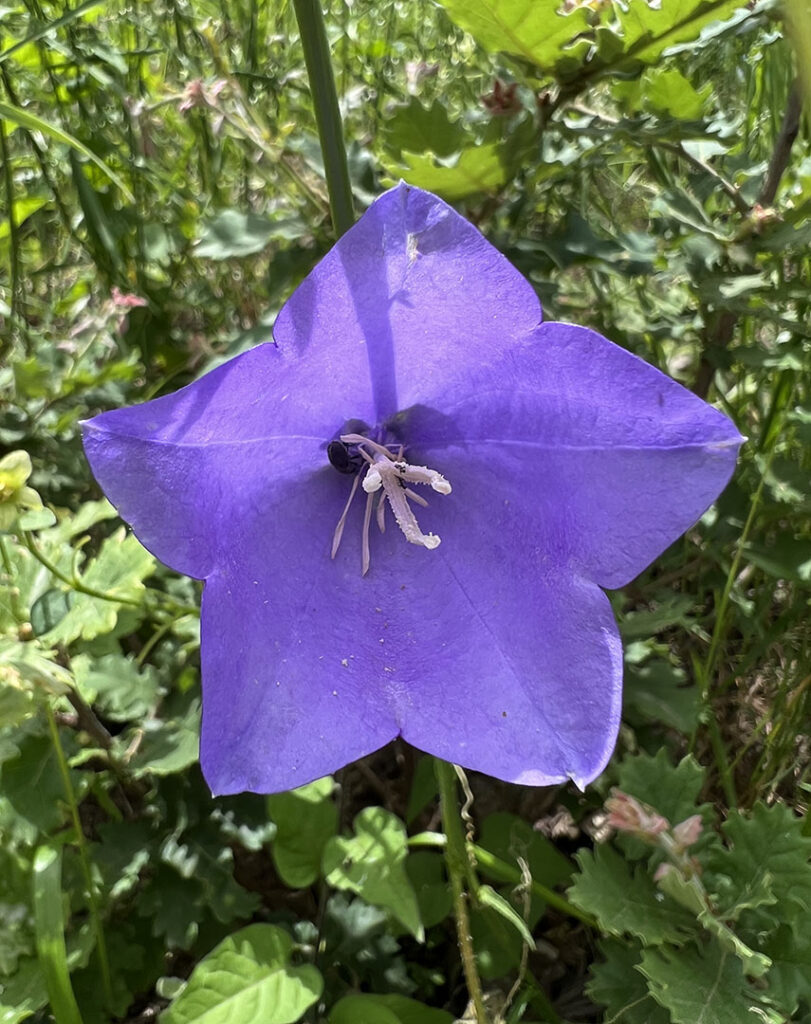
<box><xmin>330</xmin><ymin>433</ymin><xmax>451</xmax><ymax>576</ymax></box>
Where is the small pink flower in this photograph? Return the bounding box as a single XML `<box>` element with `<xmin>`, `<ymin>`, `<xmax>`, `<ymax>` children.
<box><xmin>605</xmin><ymin>790</ymin><xmax>670</xmax><ymax>839</ymax></box>
<box><xmin>672</xmin><ymin>814</ymin><xmax>703</xmax><ymax>850</ymax></box>
<box><xmin>111</xmin><ymin>287</ymin><xmax>148</xmax><ymax>309</ymax></box>
<box><xmin>179</xmin><ymin>78</ymin><xmax>227</xmax><ymax>112</ymax></box>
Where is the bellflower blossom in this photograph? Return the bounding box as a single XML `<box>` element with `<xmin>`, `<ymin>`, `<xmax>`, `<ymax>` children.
<box><xmin>82</xmin><ymin>184</ymin><xmax>742</xmax><ymax>796</ymax></box>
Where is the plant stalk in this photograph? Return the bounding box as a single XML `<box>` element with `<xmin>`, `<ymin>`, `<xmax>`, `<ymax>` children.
<box><xmin>435</xmin><ymin>758</ymin><xmax>490</xmax><ymax>1024</ymax></box>
<box><xmin>292</xmin><ymin>0</ymin><xmax>354</xmax><ymax>236</ymax></box>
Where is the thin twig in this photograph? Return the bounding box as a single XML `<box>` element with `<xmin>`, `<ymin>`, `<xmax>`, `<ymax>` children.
<box><xmin>758</xmin><ymin>80</ymin><xmax>803</xmax><ymax>207</ymax></box>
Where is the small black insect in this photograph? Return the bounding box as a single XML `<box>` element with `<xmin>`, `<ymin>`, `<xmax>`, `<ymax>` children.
<box><xmin>327</xmin><ymin>440</ymin><xmax>363</xmax><ymax>475</ymax></box>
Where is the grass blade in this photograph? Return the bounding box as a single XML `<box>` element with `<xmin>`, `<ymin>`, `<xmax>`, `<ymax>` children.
<box><xmin>0</xmin><ymin>100</ymin><xmax>134</xmax><ymax>201</ymax></box>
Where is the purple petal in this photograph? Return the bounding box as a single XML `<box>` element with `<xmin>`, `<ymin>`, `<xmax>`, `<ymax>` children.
<box><xmin>402</xmin><ymin>322</ymin><xmax>743</xmax><ymax>588</ymax></box>
<box><xmin>198</xmin><ymin>454</ymin><xmax>620</xmax><ymax>793</ymax></box>
<box><xmin>274</xmin><ymin>182</ymin><xmax>541</xmax><ymax>424</ymax></box>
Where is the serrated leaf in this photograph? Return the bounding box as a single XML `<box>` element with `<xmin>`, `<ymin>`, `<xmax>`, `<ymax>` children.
<box><xmin>640</xmin><ymin>943</ymin><xmax>763</xmax><ymax>1024</ymax></box>
<box><xmin>657</xmin><ymin>871</ymin><xmax>771</xmax><ymax>977</ymax></box>
<box><xmin>72</xmin><ymin>653</ymin><xmax>159</xmax><ymax>721</ymax></box>
<box><xmin>382</xmin><ymin>98</ymin><xmax>466</xmax><ymax>159</ymax></box>
<box><xmin>268</xmin><ymin>777</ymin><xmax>337</xmax><ymax>889</ymax></box>
<box><xmin>323</xmin><ymin>807</ymin><xmax>423</xmax><ymax>940</ymax></box>
<box><xmin>329</xmin><ymin>994</ymin><xmax>454</xmax><ymax>1024</ymax></box>
<box><xmin>614</xmin><ymin>0</ymin><xmax>748</xmax><ymax>68</ymax></box>
<box><xmin>708</xmin><ymin>802</ymin><xmax>811</xmax><ymax>921</ymax></box>
<box><xmin>640</xmin><ymin>67</ymin><xmax>710</xmax><ymax>119</ymax></box>
<box><xmin>0</xmin><ymin>684</ymin><xmax>34</xmax><ymax>728</ymax></box>
<box><xmin>393</xmin><ymin>143</ymin><xmax>509</xmax><ymax>201</ymax></box>
<box><xmin>46</xmin><ymin>498</ymin><xmax>117</xmax><ymax>543</ymax></box>
<box><xmin>762</xmin><ymin>923</ymin><xmax>811</xmax><ymax>1016</ymax></box>
<box><xmin>160</xmin><ymin>924</ymin><xmax>322</xmax><ymax>1024</ymax></box>
<box><xmin>130</xmin><ymin>702</ymin><xmax>200</xmax><ymax>777</ymax></box>
<box><xmin>588</xmin><ymin>938</ymin><xmax>671</xmax><ymax>1024</ymax></box>
<box><xmin>40</xmin><ymin>530</ymin><xmax>154</xmax><ymax>645</ymax></box>
<box><xmin>436</xmin><ymin>0</ymin><xmax>591</xmax><ymax>74</ymax></box>
<box><xmin>568</xmin><ymin>845</ymin><xmax>696</xmax><ymax>945</ymax></box>
<box><xmin>616</xmin><ymin>750</ymin><xmax>706</xmax><ymax>826</ymax></box>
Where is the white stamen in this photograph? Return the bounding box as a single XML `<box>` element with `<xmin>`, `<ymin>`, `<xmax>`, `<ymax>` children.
<box><xmin>403</xmin><ymin>487</ymin><xmax>428</xmax><ymax>508</ymax></box>
<box><xmin>392</xmin><ymin>460</ymin><xmax>452</xmax><ymax>494</ymax></box>
<box><xmin>361</xmin><ymin>488</ymin><xmax>374</xmax><ymax>576</ymax></box>
<box><xmin>331</xmin><ymin>473</ymin><xmax>360</xmax><ymax>559</ymax></box>
<box><xmin>376</xmin><ymin>492</ymin><xmax>386</xmax><ymax>533</ymax></box>
<box><xmin>330</xmin><ymin>435</ymin><xmax>451</xmax><ymax>573</ymax></box>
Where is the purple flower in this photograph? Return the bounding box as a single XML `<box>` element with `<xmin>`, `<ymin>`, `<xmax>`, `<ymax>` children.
<box><xmin>82</xmin><ymin>184</ymin><xmax>742</xmax><ymax>795</ymax></box>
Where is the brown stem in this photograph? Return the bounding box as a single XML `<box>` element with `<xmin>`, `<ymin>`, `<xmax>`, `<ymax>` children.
<box><xmin>758</xmin><ymin>80</ymin><xmax>803</xmax><ymax>207</ymax></box>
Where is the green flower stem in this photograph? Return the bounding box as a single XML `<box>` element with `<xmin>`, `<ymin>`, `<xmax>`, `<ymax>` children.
<box><xmin>21</xmin><ymin>530</ymin><xmax>198</xmax><ymax>618</ymax></box>
<box><xmin>434</xmin><ymin>758</ymin><xmax>490</xmax><ymax>1024</ymax></box>
<box><xmin>408</xmin><ymin>831</ymin><xmax>596</xmax><ymax>928</ymax></box>
<box><xmin>44</xmin><ymin>699</ymin><xmax>113</xmax><ymax>1010</ymax></box>
<box><xmin>292</xmin><ymin>0</ymin><xmax>354</xmax><ymax>237</ymax></box>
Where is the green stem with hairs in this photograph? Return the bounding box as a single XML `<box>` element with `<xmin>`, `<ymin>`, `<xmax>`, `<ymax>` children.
<box><xmin>434</xmin><ymin>759</ymin><xmax>490</xmax><ymax>1024</ymax></box>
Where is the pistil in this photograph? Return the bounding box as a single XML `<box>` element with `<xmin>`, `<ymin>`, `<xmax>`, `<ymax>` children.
<box><xmin>331</xmin><ymin>433</ymin><xmax>452</xmax><ymax>575</ymax></box>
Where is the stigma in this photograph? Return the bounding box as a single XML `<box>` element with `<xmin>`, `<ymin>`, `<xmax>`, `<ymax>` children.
<box><xmin>330</xmin><ymin>433</ymin><xmax>451</xmax><ymax>576</ymax></box>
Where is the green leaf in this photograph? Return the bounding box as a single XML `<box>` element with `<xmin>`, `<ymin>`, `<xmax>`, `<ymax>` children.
<box><xmin>707</xmin><ymin>802</ymin><xmax>811</xmax><ymax>922</ymax></box>
<box><xmin>762</xmin><ymin>923</ymin><xmax>811</xmax><ymax>1016</ymax></box>
<box><xmin>639</xmin><ymin>943</ymin><xmax>763</xmax><ymax>1024</ymax></box>
<box><xmin>329</xmin><ymin>994</ymin><xmax>454</xmax><ymax>1024</ymax></box>
<box><xmin>0</xmin><ymin>956</ymin><xmax>48</xmax><ymax>1024</ymax></box>
<box><xmin>40</xmin><ymin>530</ymin><xmax>155</xmax><ymax>645</ymax></box>
<box><xmin>0</xmin><ymin>734</ymin><xmax>74</xmax><ymax>831</ymax></box>
<box><xmin>393</xmin><ymin>143</ymin><xmax>510</xmax><ymax>201</ymax></box>
<box><xmin>267</xmin><ymin>777</ymin><xmax>338</xmax><ymax>889</ymax></box>
<box><xmin>160</xmin><ymin>924</ymin><xmax>322</xmax><ymax>1024</ymax></box>
<box><xmin>0</xmin><ymin>101</ymin><xmax>133</xmax><ymax>201</ymax></box>
<box><xmin>323</xmin><ymin>807</ymin><xmax>423</xmax><ymax>940</ymax></box>
<box><xmin>616</xmin><ymin>750</ymin><xmax>706</xmax><ymax>827</ymax></box>
<box><xmin>194</xmin><ymin>210</ymin><xmax>304</xmax><ymax>259</ymax></box>
<box><xmin>478</xmin><ymin>812</ymin><xmax>573</xmax><ymax>891</ymax></box>
<box><xmin>436</xmin><ymin>0</ymin><xmax>591</xmax><ymax>74</ymax></box>
<box><xmin>382</xmin><ymin>98</ymin><xmax>466</xmax><ymax>159</ymax></box>
<box><xmin>72</xmin><ymin>653</ymin><xmax>159</xmax><ymax>722</ymax></box>
<box><xmin>656</xmin><ymin>871</ymin><xmax>771</xmax><ymax>977</ymax></box>
<box><xmin>131</xmin><ymin>702</ymin><xmax>200</xmax><ymax>776</ymax></box>
<box><xmin>624</xmin><ymin>658</ymin><xmax>698</xmax><ymax>734</ymax></box>
<box><xmin>0</xmin><ymin>683</ymin><xmax>35</xmax><ymax>729</ymax></box>
<box><xmin>568</xmin><ymin>845</ymin><xmax>696</xmax><ymax>945</ymax></box>
<box><xmin>477</xmin><ymin>884</ymin><xmax>535</xmax><ymax>947</ymax></box>
<box><xmin>744</xmin><ymin>535</ymin><xmax>811</xmax><ymax>583</ymax></box>
<box><xmin>613</xmin><ymin>0</ymin><xmax>749</xmax><ymax>68</ymax></box>
<box><xmin>588</xmin><ymin>939</ymin><xmax>671</xmax><ymax>1024</ymax></box>
<box><xmin>639</xmin><ymin>67</ymin><xmax>710</xmax><ymax>119</ymax></box>
<box><xmin>404</xmin><ymin>852</ymin><xmax>451</xmax><ymax>929</ymax></box>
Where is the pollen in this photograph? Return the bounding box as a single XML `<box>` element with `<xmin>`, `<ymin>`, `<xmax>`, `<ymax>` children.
<box><xmin>331</xmin><ymin>433</ymin><xmax>451</xmax><ymax>575</ymax></box>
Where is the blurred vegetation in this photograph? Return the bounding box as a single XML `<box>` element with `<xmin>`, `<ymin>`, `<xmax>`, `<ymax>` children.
<box><xmin>0</xmin><ymin>0</ymin><xmax>809</xmax><ymax>1022</ymax></box>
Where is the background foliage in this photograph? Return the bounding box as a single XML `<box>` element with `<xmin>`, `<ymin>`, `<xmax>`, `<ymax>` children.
<box><xmin>1</xmin><ymin>0</ymin><xmax>809</xmax><ymax>1021</ymax></box>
